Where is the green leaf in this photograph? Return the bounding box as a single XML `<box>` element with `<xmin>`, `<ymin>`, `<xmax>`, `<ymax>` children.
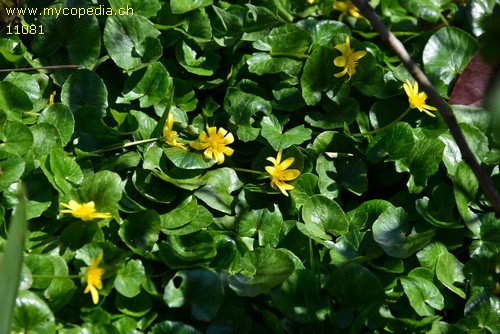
<box><xmin>158</xmin><ymin>231</ymin><xmax>216</xmax><ymax>269</ymax></box>
<box><xmin>373</xmin><ymin>207</ymin><xmax>435</xmax><ymax>258</ymax></box>
<box><xmin>247</xmin><ymin>52</ymin><xmax>303</xmax><ymax>76</ymax></box>
<box><xmin>182</xmin><ymin>9</ymin><xmax>213</xmax><ymax>42</ymax></box>
<box><xmin>260</xmin><ymin>115</ymin><xmax>312</xmax><ymax>151</ymax></box>
<box><xmin>62</xmin><ymin>170</ymin><xmax>122</xmax><ymax>220</ymax></box>
<box><xmin>61</xmin><ymin>70</ymin><xmax>108</xmax><ymax>115</ymax></box>
<box><xmin>161</xmin><ymin>196</ymin><xmax>199</xmax><ymax>230</ymax></box>
<box><xmin>103</xmin><ymin>14</ymin><xmax>162</xmax><ymax>71</ymax></box>
<box><xmin>43</xmin><ymin>256</ymin><xmax>75</xmax><ymax>311</ymax></box>
<box><xmin>400</xmin><ymin>276</ymin><xmax>444</xmax><ymax>316</ymax></box>
<box><xmin>0</xmin><ymin>151</ymin><xmax>25</xmax><ymax>192</ymax></box>
<box><xmin>291</xmin><ymin>173</ymin><xmax>318</xmax><ymax>210</ymax></box>
<box><xmin>436</xmin><ymin>252</ymin><xmax>466</xmax><ymax>298</ymax></box>
<box><xmin>423</xmin><ymin>27</ymin><xmax>477</xmax><ymax>97</ymax></box>
<box><xmin>40</xmin><ymin>148</ymin><xmax>83</xmax><ymax>195</ymax></box>
<box><xmin>400</xmin><ymin>0</ymin><xmax>453</xmax><ymax>23</ymax></box>
<box><xmin>301</xmin><ymin>45</ymin><xmax>339</xmax><ymax>106</ymax></box>
<box><xmin>38</xmin><ymin>104</ymin><xmax>75</xmax><ymax>146</ymax></box>
<box><xmin>118</xmin><ymin>210</ymin><xmax>161</xmax><ymax>256</ymax></box>
<box><xmin>60</xmin><ymin>221</ymin><xmax>103</xmax><ymax>251</ymax></box>
<box><xmin>176</xmin><ymin>40</ymin><xmax>221</xmax><ymax>76</ymax></box>
<box><xmin>271</xmin><ymin>269</ymin><xmax>329</xmax><ymax>323</ymax></box>
<box><xmin>453</xmin><ymin>161</ymin><xmax>479</xmax><ymax>234</ymax></box>
<box><xmin>150</xmin><ymin>321</ymin><xmax>202</xmax><ymax>334</ymax></box>
<box><xmin>0</xmin><ymin>190</ymin><xmax>26</xmax><ymax>334</ymax></box>
<box><xmin>395</xmin><ymin>138</ymin><xmax>445</xmax><ymax>188</ymax></box>
<box><xmin>253</xmin><ymin>23</ymin><xmax>311</xmax><ymax>54</ymax></box>
<box><xmin>304</xmin><ymin>98</ymin><xmax>359</xmax><ymax>129</ymax></box>
<box><xmin>194</xmin><ymin>168</ymin><xmax>243</xmax><ymax>214</ymax></box>
<box><xmin>0</xmin><ymin>120</ymin><xmax>33</xmax><ymax>156</ymax></box>
<box><xmin>327</xmin><ymin>263</ymin><xmax>385</xmax><ymax>310</ymax></box>
<box><xmin>297</xmin><ymin>18</ymin><xmax>350</xmax><ymax>46</ymax></box>
<box><xmin>109</xmin><ymin>0</ymin><xmax>161</xmax><ymax>18</ymax></box>
<box><xmin>163</xmin><ymin>146</ymin><xmax>216</xmax><ymax>170</ymax></box>
<box><xmin>415</xmin><ymin>184</ymin><xmax>461</xmax><ymax>229</ymax></box>
<box><xmin>366</xmin><ymin>122</ymin><xmax>415</xmax><ymax>163</ymax></box>
<box><xmin>229</xmin><ymin>248</ymin><xmax>295</xmax><ymax>297</ymax></box>
<box><xmin>29</xmin><ymin>123</ymin><xmax>63</xmax><ymax>160</ymax></box>
<box><xmin>439</xmin><ymin>123</ymin><xmax>489</xmax><ymax>175</ymax></box>
<box><xmin>242</xmin><ymin>4</ymin><xmax>279</xmax><ymax>41</ymax></box>
<box><xmin>31</xmin><ymin>0</ymin><xmax>101</xmax><ymax>68</ymax></box>
<box><xmin>302</xmin><ymin>194</ymin><xmax>348</xmax><ymax>238</ymax></box>
<box><xmin>11</xmin><ymin>290</ymin><xmax>56</xmax><ymax>333</ymax></box>
<box><xmin>224</xmin><ymin>88</ymin><xmax>271</xmax><ymax>142</ymax></box>
<box><xmin>115</xmin><ymin>259</ymin><xmax>146</xmax><ymax>298</ymax></box>
<box><xmin>118</xmin><ymin>62</ymin><xmax>172</xmax><ymax>108</ymax></box>
<box><xmin>0</xmin><ymin>82</ymin><xmax>32</xmax><ymax>121</ymax></box>
<box><xmin>170</xmin><ymin>0</ymin><xmax>213</xmax><ymax>14</ymax></box>
<box><xmin>237</xmin><ymin>204</ymin><xmax>284</xmax><ymax>248</ymax></box>
<box><xmin>115</xmin><ymin>291</ymin><xmax>152</xmax><ymax>317</ymax></box>
<box><xmin>4</xmin><ymin>72</ymin><xmax>41</xmax><ymax>108</ymax></box>
<box><xmin>164</xmin><ymin>268</ymin><xmax>224</xmax><ymax>321</ymax></box>
<box><xmin>316</xmin><ymin>153</ymin><xmax>339</xmax><ymax>200</ymax></box>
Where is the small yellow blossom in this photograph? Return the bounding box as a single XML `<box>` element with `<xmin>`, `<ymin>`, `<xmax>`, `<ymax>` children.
<box><xmin>333</xmin><ymin>0</ymin><xmax>363</xmax><ymax>22</ymax></box>
<box><xmin>163</xmin><ymin>112</ymin><xmax>187</xmax><ymax>151</ymax></box>
<box><xmin>403</xmin><ymin>79</ymin><xmax>437</xmax><ymax>117</ymax></box>
<box><xmin>84</xmin><ymin>252</ymin><xmax>104</xmax><ymax>305</ymax></box>
<box><xmin>333</xmin><ymin>36</ymin><xmax>367</xmax><ymax>80</ymax></box>
<box><xmin>48</xmin><ymin>91</ymin><xmax>57</xmax><ymax>106</ymax></box>
<box><xmin>60</xmin><ymin>200</ymin><xmax>112</xmax><ymax>221</ymax></box>
<box><xmin>307</xmin><ymin>0</ymin><xmax>315</xmax><ymax>4</ymax></box>
<box><xmin>190</xmin><ymin>127</ymin><xmax>234</xmax><ymax>165</ymax></box>
<box><xmin>265</xmin><ymin>150</ymin><xmax>301</xmax><ymax>196</ymax></box>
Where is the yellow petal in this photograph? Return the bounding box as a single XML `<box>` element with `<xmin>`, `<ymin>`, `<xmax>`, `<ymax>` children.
<box><xmin>215</xmin><ymin>150</ymin><xmax>225</xmax><ymax>164</ymax></box>
<box><xmin>281</xmin><ymin>169</ymin><xmax>301</xmax><ymax>181</ymax></box>
<box><xmin>334</xmin><ymin>56</ymin><xmax>347</xmax><ymax>67</ymax></box>
<box><xmin>279</xmin><ymin>157</ymin><xmax>295</xmax><ymax>170</ymax></box>
<box><xmin>190</xmin><ymin>141</ymin><xmax>209</xmax><ymax>150</ymax></box>
<box><xmin>223</xmin><ymin>131</ymin><xmax>235</xmax><ymax>144</ymax></box>
<box><xmin>353</xmin><ymin>50</ymin><xmax>367</xmax><ymax>60</ymax></box>
<box><xmin>222</xmin><ymin>146</ymin><xmax>234</xmax><ymax>157</ymax></box>
<box><xmin>207</xmin><ymin>127</ymin><xmax>217</xmax><ymax>137</ymax></box>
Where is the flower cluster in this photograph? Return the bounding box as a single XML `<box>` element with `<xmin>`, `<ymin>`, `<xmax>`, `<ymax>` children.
<box><xmin>163</xmin><ymin>112</ymin><xmax>234</xmax><ymax>165</ymax></box>
<box><xmin>333</xmin><ymin>36</ymin><xmax>367</xmax><ymax>80</ymax></box>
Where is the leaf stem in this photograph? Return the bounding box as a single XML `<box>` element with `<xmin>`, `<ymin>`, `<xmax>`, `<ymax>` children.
<box><xmin>269</xmin><ymin>52</ymin><xmax>310</xmax><ymax>59</ymax></box>
<box><xmin>31</xmin><ymin>274</ymin><xmax>81</xmax><ymax>279</ymax></box>
<box><xmin>90</xmin><ymin>138</ymin><xmax>160</xmax><ymax>154</ymax></box>
<box><xmin>351</xmin><ymin>107</ymin><xmax>411</xmax><ymax>137</ymax></box>
<box><xmin>231</xmin><ymin>167</ymin><xmax>267</xmax><ymax>175</ymax></box>
<box><xmin>439</xmin><ymin>13</ymin><xmax>450</xmax><ymax>27</ymax></box>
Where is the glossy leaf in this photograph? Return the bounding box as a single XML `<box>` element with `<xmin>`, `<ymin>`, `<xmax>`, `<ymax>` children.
<box><xmin>373</xmin><ymin>207</ymin><xmax>435</xmax><ymax>258</ymax></box>
<box><xmin>423</xmin><ymin>27</ymin><xmax>478</xmax><ymax>97</ymax></box>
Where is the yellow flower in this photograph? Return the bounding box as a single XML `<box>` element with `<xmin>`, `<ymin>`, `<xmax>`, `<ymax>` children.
<box><xmin>163</xmin><ymin>112</ymin><xmax>187</xmax><ymax>151</ymax></box>
<box><xmin>402</xmin><ymin>79</ymin><xmax>437</xmax><ymax>117</ymax></box>
<box><xmin>48</xmin><ymin>91</ymin><xmax>57</xmax><ymax>106</ymax></box>
<box><xmin>60</xmin><ymin>200</ymin><xmax>112</xmax><ymax>221</ymax></box>
<box><xmin>307</xmin><ymin>0</ymin><xmax>315</xmax><ymax>3</ymax></box>
<box><xmin>333</xmin><ymin>36</ymin><xmax>367</xmax><ymax>80</ymax></box>
<box><xmin>265</xmin><ymin>150</ymin><xmax>301</xmax><ymax>196</ymax></box>
<box><xmin>333</xmin><ymin>0</ymin><xmax>363</xmax><ymax>22</ymax></box>
<box><xmin>84</xmin><ymin>252</ymin><xmax>104</xmax><ymax>305</ymax></box>
<box><xmin>190</xmin><ymin>127</ymin><xmax>234</xmax><ymax>165</ymax></box>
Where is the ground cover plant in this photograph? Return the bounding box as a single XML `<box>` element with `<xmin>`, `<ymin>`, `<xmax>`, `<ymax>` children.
<box><xmin>1</xmin><ymin>0</ymin><xmax>500</xmax><ymax>332</ymax></box>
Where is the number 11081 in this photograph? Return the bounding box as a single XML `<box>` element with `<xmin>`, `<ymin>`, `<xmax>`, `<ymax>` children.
<box><xmin>7</xmin><ymin>24</ymin><xmax>44</xmax><ymax>35</ymax></box>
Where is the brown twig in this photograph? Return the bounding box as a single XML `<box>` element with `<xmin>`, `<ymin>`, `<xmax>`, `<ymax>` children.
<box><xmin>0</xmin><ymin>65</ymin><xmax>81</xmax><ymax>73</ymax></box>
<box><xmin>351</xmin><ymin>0</ymin><xmax>500</xmax><ymax>216</ymax></box>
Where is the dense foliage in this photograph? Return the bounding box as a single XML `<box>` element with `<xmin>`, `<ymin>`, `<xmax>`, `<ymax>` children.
<box><xmin>1</xmin><ymin>0</ymin><xmax>500</xmax><ymax>333</ymax></box>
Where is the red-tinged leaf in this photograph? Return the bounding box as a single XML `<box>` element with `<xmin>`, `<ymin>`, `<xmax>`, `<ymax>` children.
<box><xmin>449</xmin><ymin>52</ymin><xmax>493</xmax><ymax>107</ymax></box>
